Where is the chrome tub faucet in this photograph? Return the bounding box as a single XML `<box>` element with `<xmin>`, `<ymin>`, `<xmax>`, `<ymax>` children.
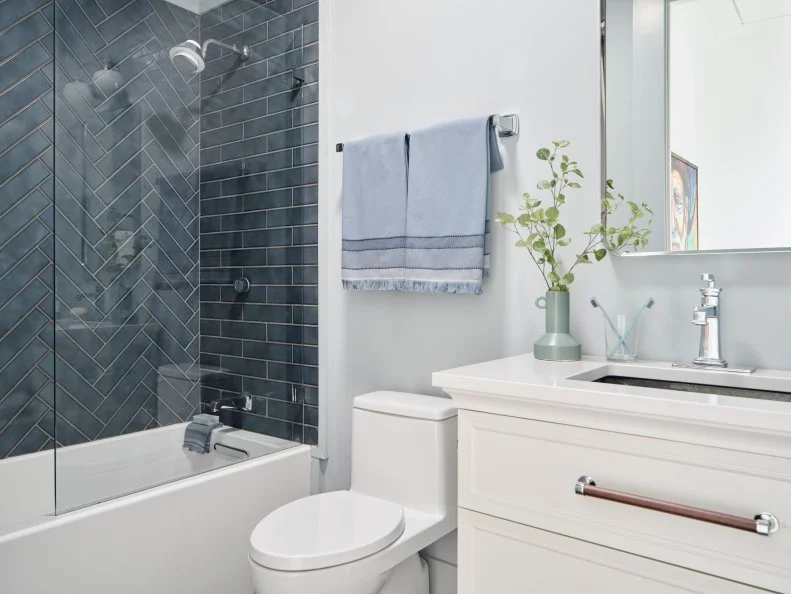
<box><xmin>209</xmin><ymin>392</ymin><xmax>253</xmax><ymax>413</ymax></box>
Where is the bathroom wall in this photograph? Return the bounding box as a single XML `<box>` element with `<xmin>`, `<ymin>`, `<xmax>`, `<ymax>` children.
<box><xmin>319</xmin><ymin>0</ymin><xmax>791</xmax><ymax>493</ymax></box>
<box><xmin>0</xmin><ymin>0</ymin><xmax>55</xmax><ymax>459</ymax></box>
<box><xmin>198</xmin><ymin>0</ymin><xmax>319</xmax><ymax>445</ymax></box>
<box><xmin>0</xmin><ymin>0</ymin><xmax>203</xmax><ymax>458</ymax></box>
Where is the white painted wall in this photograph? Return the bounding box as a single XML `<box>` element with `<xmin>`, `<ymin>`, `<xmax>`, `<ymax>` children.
<box><xmin>319</xmin><ymin>0</ymin><xmax>605</xmax><ymax>493</ymax></box>
<box><xmin>670</xmin><ymin>0</ymin><xmax>791</xmax><ymax>250</ymax></box>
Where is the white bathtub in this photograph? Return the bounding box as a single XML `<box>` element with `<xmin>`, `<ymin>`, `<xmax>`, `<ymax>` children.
<box><xmin>0</xmin><ymin>425</ymin><xmax>311</xmax><ymax>594</ymax></box>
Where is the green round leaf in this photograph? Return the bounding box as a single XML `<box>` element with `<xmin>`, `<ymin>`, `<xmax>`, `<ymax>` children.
<box><xmin>536</xmin><ymin>148</ymin><xmax>551</xmax><ymax>160</ymax></box>
<box><xmin>554</xmin><ymin>223</ymin><xmax>566</xmax><ymax>239</ymax></box>
<box><xmin>594</xmin><ymin>248</ymin><xmax>607</xmax><ymax>261</ymax></box>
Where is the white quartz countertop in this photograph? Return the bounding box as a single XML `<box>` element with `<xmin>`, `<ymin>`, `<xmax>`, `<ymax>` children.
<box><xmin>432</xmin><ymin>353</ymin><xmax>791</xmax><ymax>438</ymax></box>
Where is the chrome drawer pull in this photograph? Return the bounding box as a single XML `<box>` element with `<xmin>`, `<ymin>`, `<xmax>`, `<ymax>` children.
<box><xmin>575</xmin><ymin>476</ymin><xmax>779</xmax><ymax>536</ymax></box>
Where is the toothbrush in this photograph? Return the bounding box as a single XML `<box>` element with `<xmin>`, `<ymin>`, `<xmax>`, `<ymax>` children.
<box><xmin>607</xmin><ymin>297</ymin><xmax>656</xmax><ymax>358</ymax></box>
<box><xmin>622</xmin><ymin>296</ymin><xmax>655</xmax><ymax>344</ymax></box>
<box><xmin>590</xmin><ymin>297</ymin><xmax>622</xmax><ymax>342</ymax></box>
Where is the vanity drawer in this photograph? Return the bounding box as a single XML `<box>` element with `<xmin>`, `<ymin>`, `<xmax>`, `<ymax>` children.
<box><xmin>459</xmin><ymin>508</ymin><xmax>761</xmax><ymax>594</ymax></box>
<box><xmin>459</xmin><ymin>411</ymin><xmax>791</xmax><ymax>592</ymax></box>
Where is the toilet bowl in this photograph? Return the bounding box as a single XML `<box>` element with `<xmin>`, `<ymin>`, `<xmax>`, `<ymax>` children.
<box><xmin>249</xmin><ymin>392</ymin><xmax>458</xmax><ymax>594</ymax></box>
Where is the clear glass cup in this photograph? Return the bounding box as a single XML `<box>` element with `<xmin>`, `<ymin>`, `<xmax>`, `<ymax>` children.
<box><xmin>604</xmin><ymin>313</ymin><xmax>642</xmax><ymax>362</ymax></box>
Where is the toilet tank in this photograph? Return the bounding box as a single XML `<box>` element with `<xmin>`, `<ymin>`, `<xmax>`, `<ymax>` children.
<box><xmin>350</xmin><ymin>392</ymin><xmax>458</xmax><ymax>517</ymax></box>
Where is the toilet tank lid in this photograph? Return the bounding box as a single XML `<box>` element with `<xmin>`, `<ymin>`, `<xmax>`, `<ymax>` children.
<box><xmin>353</xmin><ymin>392</ymin><xmax>457</xmax><ymax>421</ymax></box>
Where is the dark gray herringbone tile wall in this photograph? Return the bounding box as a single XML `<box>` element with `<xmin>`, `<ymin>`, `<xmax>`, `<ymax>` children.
<box><xmin>0</xmin><ymin>0</ymin><xmax>56</xmax><ymax>459</ymax></box>
<box><xmin>0</xmin><ymin>0</ymin><xmax>203</xmax><ymax>458</ymax></box>
<box><xmin>198</xmin><ymin>0</ymin><xmax>319</xmax><ymax>445</ymax></box>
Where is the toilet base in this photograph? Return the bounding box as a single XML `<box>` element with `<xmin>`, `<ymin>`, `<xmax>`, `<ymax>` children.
<box><xmin>379</xmin><ymin>554</ymin><xmax>429</xmax><ymax>594</ymax></box>
<box><xmin>250</xmin><ymin>553</ymin><xmax>429</xmax><ymax>594</ymax></box>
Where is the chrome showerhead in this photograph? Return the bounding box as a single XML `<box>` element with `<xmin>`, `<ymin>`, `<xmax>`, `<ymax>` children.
<box><xmin>169</xmin><ymin>40</ymin><xmax>205</xmax><ymax>75</ymax></box>
<box><xmin>169</xmin><ymin>39</ymin><xmax>250</xmax><ymax>75</ymax></box>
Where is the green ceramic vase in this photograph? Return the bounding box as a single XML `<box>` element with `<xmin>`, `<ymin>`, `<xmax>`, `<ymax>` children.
<box><xmin>533</xmin><ymin>291</ymin><xmax>582</xmax><ymax>361</ymax></box>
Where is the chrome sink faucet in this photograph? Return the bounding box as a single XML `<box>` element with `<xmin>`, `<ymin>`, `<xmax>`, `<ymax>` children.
<box><xmin>672</xmin><ymin>274</ymin><xmax>755</xmax><ymax>374</ymax></box>
<box><xmin>692</xmin><ymin>273</ymin><xmax>727</xmax><ymax>368</ymax></box>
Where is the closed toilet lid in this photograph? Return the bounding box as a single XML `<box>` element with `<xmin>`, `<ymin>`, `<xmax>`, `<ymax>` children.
<box><xmin>250</xmin><ymin>491</ymin><xmax>406</xmax><ymax>571</ymax></box>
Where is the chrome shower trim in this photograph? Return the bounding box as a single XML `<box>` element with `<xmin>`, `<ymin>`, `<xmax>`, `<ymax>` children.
<box><xmin>202</xmin><ymin>38</ymin><xmax>250</xmax><ymax>61</ymax></box>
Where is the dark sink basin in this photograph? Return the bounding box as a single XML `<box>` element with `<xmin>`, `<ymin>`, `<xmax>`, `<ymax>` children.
<box><xmin>594</xmin><ymin>375</ymin><xmax>791</xmax><ymax>404</ymax></box>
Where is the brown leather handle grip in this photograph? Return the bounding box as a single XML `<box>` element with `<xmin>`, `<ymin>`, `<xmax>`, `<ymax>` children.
<box><xmin>575</xmin><ymin>476</ymin><xmax>779</xmax><ymax>536</ymax></box>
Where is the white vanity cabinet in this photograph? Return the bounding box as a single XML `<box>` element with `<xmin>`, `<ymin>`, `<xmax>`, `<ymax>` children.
<box><xmin>459</xmin><ymin>510</ymin><xmax>757</xmax><ymax>593</ymax></box>
<box><xmin>434</xmin><ymin>355</ymin><xmax>791</xmax><ymax>594</ymax></box>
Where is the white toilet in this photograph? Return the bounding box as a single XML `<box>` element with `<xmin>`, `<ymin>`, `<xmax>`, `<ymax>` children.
<box><xmin>248</xmin><ymin>391</ymin><xmax>458</xmax><ymax>594</ymax></box>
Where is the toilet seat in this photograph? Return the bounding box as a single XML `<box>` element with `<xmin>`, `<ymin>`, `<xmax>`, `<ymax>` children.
<box><xmin>250</xmin><ymin>491</ymin><xmax>406</xmax><ymax>572</ymax></box>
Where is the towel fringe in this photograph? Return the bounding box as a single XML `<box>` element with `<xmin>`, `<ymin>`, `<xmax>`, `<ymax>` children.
<box><xmin>343</xmin><ymin>279</ymin><xmax>483</xmax><ymax>295</ymax></box>
<box><xmin>342</xmin><ymin>279</ymin><xmax>404</xmax><ymax>292</ymax></box>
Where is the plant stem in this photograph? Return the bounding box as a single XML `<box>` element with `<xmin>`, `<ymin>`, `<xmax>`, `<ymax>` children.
<box><xmin>512</xmin><ymin>225</ymin><xmax>551</xmax><ymax>290</ymax></box>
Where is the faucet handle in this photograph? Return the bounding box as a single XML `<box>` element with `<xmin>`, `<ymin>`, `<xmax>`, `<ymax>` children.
<box><xmin>700</xmin><ymin>273</ymin><xmax>715</xmax><ymax>288</ymax></box>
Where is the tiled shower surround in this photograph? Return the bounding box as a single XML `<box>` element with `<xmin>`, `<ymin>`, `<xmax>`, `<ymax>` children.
<box><xmin>0</xmin><ymin>0</ymin><xmax>202</xmax><ymax>458</ymax></box>
<box><xmin>0</xmin><ymin>0</ymin><xmax>319</xmax><ymax>458</ymax></box>
<box><xmin>0</xmin><ymin>0</ymin><xmax>56</xmax><ymax>458</ymax></box>
<box><xmin>198</xmin><ymin>0</ymin><xmax>319</xmax><ymax>445</ymax></box>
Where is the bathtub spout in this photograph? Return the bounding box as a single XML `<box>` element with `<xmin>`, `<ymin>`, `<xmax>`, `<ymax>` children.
<box><xmin>209</xmin><ymin>392</ymin><xmax>253</xmax><ymax>413</ymax></box>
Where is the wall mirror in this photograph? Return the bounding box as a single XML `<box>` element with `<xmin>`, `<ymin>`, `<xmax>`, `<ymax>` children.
<box><xmin>602</xmin><ymin>0</ymin><xmax>791</xmax><ymax>255</ymax></box>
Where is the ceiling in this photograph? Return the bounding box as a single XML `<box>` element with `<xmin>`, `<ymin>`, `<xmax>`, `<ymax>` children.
<box><xmin>163</xmin><ymin>0</ymin><xmax>230</xmax><ymax>15</ymax></box>
<box><xmin>732</xmin><ymin>0</ymin><xmax>791</xmax><ymax>23</ymax></box>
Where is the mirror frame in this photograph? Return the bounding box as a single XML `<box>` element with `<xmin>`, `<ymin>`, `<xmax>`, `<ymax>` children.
<box><xmin>600</xmin><ymin>0</ymin><xmax>791</xmax><ymax>257</ymax></box>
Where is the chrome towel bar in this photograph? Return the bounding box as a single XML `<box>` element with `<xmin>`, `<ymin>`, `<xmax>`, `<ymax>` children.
<box><xmin>335</xmin><ymin>113</ymin><xmax>519</xmax><ymax>152</ymax></box>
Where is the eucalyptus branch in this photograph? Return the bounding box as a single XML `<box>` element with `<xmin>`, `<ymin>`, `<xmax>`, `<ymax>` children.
<box><xmin>495</xmin><ymin>141</ymin><xmax>653</xmax><ymax>292</ymax></box>
<box><xmin>512</xmin><ymin>224</ymin><xmax>551</xmax><ymax>290</ymax></box>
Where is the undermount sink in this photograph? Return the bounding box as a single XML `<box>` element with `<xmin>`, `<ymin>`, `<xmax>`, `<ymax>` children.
<box><xmin>592</xmin><ymin>375</ymin><xmax>791</xmax><ymax>404</ymax></box>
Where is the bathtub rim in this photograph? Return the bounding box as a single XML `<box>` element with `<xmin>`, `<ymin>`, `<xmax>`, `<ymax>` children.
<box><xmin>0</xmin><ymin>442</ymin><xmax>311</xmax><ymax>544</ymax></box>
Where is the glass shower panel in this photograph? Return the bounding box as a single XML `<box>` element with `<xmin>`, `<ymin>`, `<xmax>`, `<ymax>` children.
<box><xmin>53</xmin><ymin>0</ymin><xmax>202</xmax><ymax>513</ymax></box>
<box><xmin>50</xmin><ymin>0</ymin><xmax>304</xmax><ymax>514</ymax></box>
<box><xmin>0</xmin><ymin>0</ymin><xmax>57</xmax><ymax>531</ymax></box>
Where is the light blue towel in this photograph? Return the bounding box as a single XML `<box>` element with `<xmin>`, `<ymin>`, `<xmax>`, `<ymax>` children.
<box><xmin>184</xmin><ymin>417</ymin><xmax>222</xmax><ymax>454</ymax></box>
<box><xmin>403</xmin><ymin>117</ymin><xmax>503</xmax><ymax>294</ymax></box>
<box><xmin>342</xmin><ymin>132</ymin><xmax>409</xmax><ymax>291</ymax></box>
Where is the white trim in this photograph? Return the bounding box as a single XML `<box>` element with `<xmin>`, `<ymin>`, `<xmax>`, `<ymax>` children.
<box><xmin>314</xmin><ymin>0</ymin><xmax>332</xmax><ymax>462</ymax></box>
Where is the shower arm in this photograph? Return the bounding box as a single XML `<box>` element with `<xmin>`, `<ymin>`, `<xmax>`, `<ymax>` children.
<box><xmin>202</xmin><ymin>39</ymin><xmax>250</xmax><ymax>61</ymax></box>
